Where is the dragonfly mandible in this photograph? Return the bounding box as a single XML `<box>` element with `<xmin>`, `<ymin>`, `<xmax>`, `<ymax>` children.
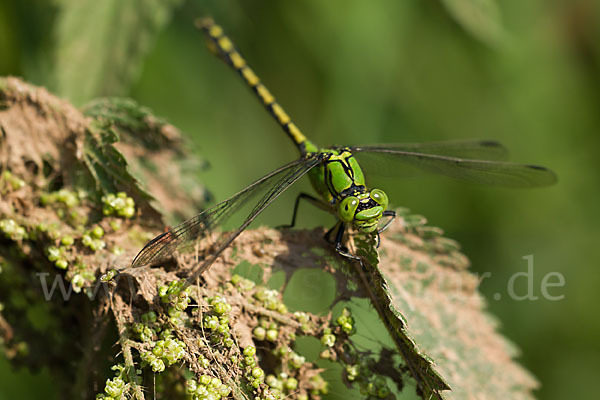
<box><xmin>131</xmin><ymin>18</ymin><xmax>556</xmax><ymax>280</ymax></box>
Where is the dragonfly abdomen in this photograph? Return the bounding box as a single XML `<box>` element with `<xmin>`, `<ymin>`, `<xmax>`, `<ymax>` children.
<box><xmin>198</xmin><ymin>18</ymin><xmax>318</xmax><ymax>156</ymax></box>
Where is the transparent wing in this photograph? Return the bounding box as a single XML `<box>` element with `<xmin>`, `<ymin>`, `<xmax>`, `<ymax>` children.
<box><xmin>351</xmin><ymin>146</ymin><xmax>557</xmax><ymax>187</ymax></box>
<box><xmin>353</xmin><ymin>139</ymin><xmax>509</xmax><ymax>160</ymax></box>
<box><xmin>131</xmin><ymin>155</ymin><xmax>323</xmax><ymax>274</ymax></box>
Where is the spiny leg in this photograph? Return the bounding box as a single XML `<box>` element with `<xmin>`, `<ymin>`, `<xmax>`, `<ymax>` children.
<box><xmin>327</xmin><ymin>221</ymin><xmax>361</xmax><ymax>261</ymax></box>
<box><xmin>378</xmin><ymin>210</ymin><xmax>396</xmax><ymax>234</ymax></box>
<box><xmin>324</xmin><ymin>222</ymin><xmax>338</xmax><ymax>244</ymax></box>
<box><xmin>279</xmin><ymin>193</ymin><xmax>331</xmax><ymax>229</ymax></box>
<box><xmin>374</xmin><ymin>210</ymin><xmax>396</xmax><ymax>249</ymax></box>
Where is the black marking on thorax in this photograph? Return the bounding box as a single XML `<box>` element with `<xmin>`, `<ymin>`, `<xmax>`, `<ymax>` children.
<box><xmin>323</xmin><ymin>152</ymin><xmax>361</xmax><ymax>199</ymax></box>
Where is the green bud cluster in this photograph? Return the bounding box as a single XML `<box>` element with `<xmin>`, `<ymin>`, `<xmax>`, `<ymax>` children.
<box><xmin>293</xmin><ymin>311</ymin><xmax>312</xmax><ymax>333</ymax></box>
<box><xmin>186</xmin><ymin>375</ymin><xmax>232</xmax><ymax>400</ymax></box>
<box><xmin>254</xmin><ymin>287</ymin><xmax>288</xmax><ymax>314</ymax></box>
<box><xmin>241</xmin><ymin>346</ymin><xmax>263</xmax><ymax>389</ymax></box>
<box><xmin>202</xmin><ymin>313</ymin><xmax>233</xmax><ymax>347</ymax></box>
<box><xmin>82</xmin><ymin>225</ymin><xmax>106</xmax><ymax>252</ymax></box>
<box><xmin>34</xmin><ymin>222</ymin><xmax>60</xmax><ymax>240</ymax></box>
<box><xmin>40</xmin><ymin>188</ymin><xmax>80</xmax><ymax>208</ymax></box>
<box><xmin>108</xmin><ymin>219</ymin><xmax>122</xmax><ymax>231</ymax></box>
<box><xmin>200</xmin><ymin>295</ymin><xmax>234</xmax><ymax>347</ymax></box>
<box><xmin>320</xmin><ymin>328</ymin><xmax>336</xmax><ymax>347</ymax></box>
<box><xmin>100</xmin><ymin>269</ymin><xmax>118</xmax><ymax>282</ymax></box>
<box><xmin>358</xmin><ymin>375</ymin><xmax>391</xmax><ymax>399</ymax></box>
<box><xmin>308</xmin><ymin>374</ymin><xmax>328</xmax><ymax>396</ymax></box>
<box><xmin>102</xmin><ymin>192</ymin><xmax>135</xmax><ymax>218</ymax></box>
<box><xmin>69</xmin><ymin>261</ymin><xmax>96</xmax><ymax>293</ymax></box>
<box><xmin>102</xmin><ymin>376</ymin><xmax>126</xmax><ymax>398</ymax></box>
<box><xmin>335</xmin><ymin>307</ymin><xmax>355</xmax><ymax>334</ymax></box>
<box><xmin>132</xmin><ymin>322</ymin><xmax>155</xmax><ymax>342</ymax></box>
<box><xmin>141</xmin><ymin>335</ymin><xmax>186</xmax><ymax>373</ymax></box>
<box><xmin>0</xmin><ymin>170</ymin><xmax>25</xmax><ymax>192</ymax></box>
<box><xmin>230</xmin><ymin>274</ymin><xmax>255</xmax><ymax>291</ymax></box>
<box><xmin>265</xmin><ymin>372</ymin><xmax>299</xmax><ymax>396</ymax></box>
<box><xmin>141</xmin><ymin>311</ymin><xmax>157</xmax><ymax>324</ymax></box>
<box><xmin>46</xmin><ymin>245</ymin><xmax>68</xmax><ymax>269</ymax></box>
<box><xmin>0</xmin><ymin>219</ymin><xmax>27</xmax><ymax>241</ymax></box>
<box><xmin>198</xmin><ymin>353</ymin><xmax>210</xmax><ymax>369</ymax></box>
<box><xmin>253</xmin><ymin>317</ymin><xmax>279</xmax><ymax>343</ymax></box>
<box><xmin>159</xmin><ymin>280</ymin><xmax>191</xmax><ymax>324</ymax></box>
<box><xmin>209</xmin><ymin>295</ymin><xmax>232</xmax><ymax>315</ymax></box>
<box><xmin>288</xmin><ymin>351</ymin><xmax>305</xmax><ymax>369</ymax></box>
<box><xmin>339</xmin><ymin>345</ymin><xmax>392</xmax><ymax>398</ymax></box>
<box><xmin>97</xmin><ymin>364</ymin><xmax>129</xmax><ymax>399</ymax></box>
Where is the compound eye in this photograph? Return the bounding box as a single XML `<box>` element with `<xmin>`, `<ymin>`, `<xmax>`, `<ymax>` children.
<box><xmin>370</xmin><ymin>189</ymin><xmax>388</xmax><ymax>209</ymax></box>
<box><xmin>338</xmin><ymin>196</ymin><xmax>359</xmax><ymax>222</ymax></box>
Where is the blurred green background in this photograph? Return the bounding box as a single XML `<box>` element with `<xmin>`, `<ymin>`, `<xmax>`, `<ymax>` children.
<box><xmin>1</xmin><ymin>0</ymin><xmax>599</xmax><ymax>399</ymax></box>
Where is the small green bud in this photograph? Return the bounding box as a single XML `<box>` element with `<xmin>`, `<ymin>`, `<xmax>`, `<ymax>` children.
<box><xmin>141</xmin><ymin>311</ymin><xmax>157</xmax><ymax>323</ymax></box>
<box><xmin>252</xmin><ymin>367</ymin><xmax>265</xmax><ymax>380</ymax></box>
<box><xmin>243</xmin><ymin>355</ymin><xmax>256</xmax><ymax>368</ymax></box>
<box><xmin>186</xmin><ymin>379</ymin><xmax>198</xmax><ymax>394</ymax></box>
<box><xmin>91</xmin><ymin>226</ymin><xmax>104</xmax><ymax>239</ymax></box>
<box><xmin>243</xmin><ymin>346</ymin><xmax>256</xmax><ymax>357</ymax></box>
<box><xmin>266</xmin><ymin>329</ymin><xmax>278</xmax><ymax>342</ymax></box>
<box><xmin>276</xmin><ymin>303</ymin><xmax>288</xmax><ymax>314</ymax></box>
<box><xmin>321</xmin><ymin>333</ymin><xmax>336</xmax><ymax>347</ymax></box>
<box><xmin>100</xmin><ymin>269</ymin><xmax>117</xmax><ymax>282</ymax></box>
<box><xmin>132</xmin><ymin>322</ymin><xmax>144</xmax><ymax>333</ymax></box>
<box><xmin>345</xmin><ymin>364</ymin><xmax>358</xmax><ymax>381</ymax></box>
<box><xmin>289</xmin><ymin>353</ymin><xmax>305</xmax><ymax>369</ymax></box>
<box><xmin>252</xmin><ymin>326</ymin><xmax>266</xmax><ymax>341</ymax></box>
<box><xmin>218</xmin><ymin>384</ymin><xmax>231</xmax><ymax>397</ymax></box>
<box><xmin>284</xmin><ymin>377</ymin><xmax>298</xmax><ymax>391</ymax></box>
<box><xmin>199</xmin><ymin>374</ymin><xmax>211</xmax><ymax>386</ymax></box>
<box><xmin>109</xmin><ymin>219</ymin><xmax>122</xmax><ymax>231</ymax></box>
<box><xmin>61</xmin><ymin>235</ymin><xmax>74</xmax><ymax>246</ymax></box>
<box><xmin>266</xmin><ymin>375</ymin><xmax>282</xmax><ymax>390</ymax></box>
<box><xmin>216</xmin><ymin>324</ymin><xmax>230</xmax><ymax>335</ymax></box>
<box><xmin>104</xmin><ymin>377</ymin><xmax>125</xmax><ymax>397</ymax></box>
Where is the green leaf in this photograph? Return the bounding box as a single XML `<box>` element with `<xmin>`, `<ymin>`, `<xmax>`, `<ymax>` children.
<box><xmin>83</xmin><ymin>97</ymin><xmax>180</xmax><ymax>151</ymax></box>
<box><xmin>82</xmin><ymin>97</ymin><xmax>211</xmax><ymax>226</ymax></box>
<box><xmin>378</xmin><ymin>210</ymin><xmax>538</xmax><ymax>399</ymax></box>
<box><xmin>82</xmin><ymin>124</ymin><xmax>149</xmax><ymax>197</ymax></box>
<box><xmin>354</xmin><ymin>233</ymin><xmax>450</xmax><ymax>399</ymax></box>
<box><xmin>52</xmin><ymin>0</ymin><xmax>183</xmax><ymax>104</ymax></box>
<box><xmin>81</xmin><ymin>121</ymin><xmax>165</xmax><ymax>225</ymax></box>
<box><xmin>439</xmin><ymin>0</ymin><xmax>504</xmax><ymax>45</ymax></box>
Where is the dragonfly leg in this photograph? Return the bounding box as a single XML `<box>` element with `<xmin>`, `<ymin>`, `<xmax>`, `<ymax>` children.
<box><xmin>331</xmin><ymin>222</ymin><xmax>361</xmax><ymax>261</ymax></box>
<box><xmin>279</xmin><ymin>193</ymin><xmax>330</xmax><ymax>229</ymax></box>
<box><xmin>378</xmin><ymin>210</ymin><xmax>396</xmax><ymax>234</ymax></box>
<box><xmin>324</xmin><ymin>223</ymin><xmax>337</xmax><ymax>244</ymax></box>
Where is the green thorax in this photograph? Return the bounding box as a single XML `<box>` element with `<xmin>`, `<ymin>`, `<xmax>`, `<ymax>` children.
<box><xmin>305</xmin><ymin>145</ymin><xmax>367</xmax><ymax>204</ymax></box>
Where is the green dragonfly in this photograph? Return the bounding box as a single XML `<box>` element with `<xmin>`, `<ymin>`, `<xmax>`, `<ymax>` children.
<box><xmin>131</xmin><ymin>18</ymin><xmax>556</xmax><ymax>277</ymax></box>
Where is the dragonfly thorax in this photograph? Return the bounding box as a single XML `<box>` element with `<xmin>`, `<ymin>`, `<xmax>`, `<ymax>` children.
<box><xmin>337</xmin><ymin>189</ymin><xmax>389</xmax><ymax>233</ymax></box>
<box><xmin>321</xmin><ymin>148</ymin><xmax>366</xmax><ymax>200</ymax></box>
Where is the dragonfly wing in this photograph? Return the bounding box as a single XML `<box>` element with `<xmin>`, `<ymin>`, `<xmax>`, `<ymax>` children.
<box><xmin>131</xmin><ymin>155</ymin><xmax>323</xmax><ymax>270</ymax></box>
<box><xmin>352</xmin><ymin>139</ymin><xmax>509</xmax><ymax>160</ymax></box>
<box><xmin>351</xmin><ymin>147</ymin><xmax>557</xmax><ymax>187</ymax></box>
<box><xmin>186</xmin><ymin>154</ymin><xmax>325</xmax><ymax>282</ymax></box>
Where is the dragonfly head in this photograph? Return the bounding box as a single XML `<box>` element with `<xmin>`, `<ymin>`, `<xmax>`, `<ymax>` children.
<box><xmin>337</xmin><ymin>189</ymin><xmax>389</xmax><ymax>233</ymax></box>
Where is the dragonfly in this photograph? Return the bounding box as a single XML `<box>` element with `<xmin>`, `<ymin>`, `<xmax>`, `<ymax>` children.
<box><xmin>131</xmin><ymin>18</ymin><xmax>557</xmax><ymax>281</ymax></box>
